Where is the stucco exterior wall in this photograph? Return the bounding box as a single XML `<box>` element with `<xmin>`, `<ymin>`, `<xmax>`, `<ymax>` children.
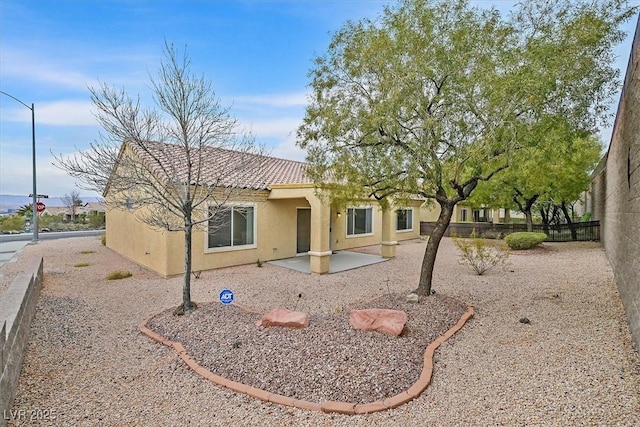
<box><xmin>331</xmin><ymin>205</ymin><xmax>383</xmax><ymax>251</ymax></box>
<box><xmin>419</xmin><ymin>202</ymin><xmax>440</xmax><ymax>222</ymax></box>
<box><xmin>190</xmin><ymin>197</ymin><xmax>311</xmax><ymax>273</ymax></box>
<box><xmin>106</xmin><ymin>193</ymin><xmax>422</xmax><ymax>277</ymax></box>
<box><xmin>105</xmin><ymin>206</ymin><xmax>170</xmax><ymax>275</ymax></box>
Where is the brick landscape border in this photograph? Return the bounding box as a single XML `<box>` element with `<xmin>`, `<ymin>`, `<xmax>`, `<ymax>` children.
<box><xmin>139</xmin><ymin>303</ymin><xmax>474</xmax><ymax>414</ymax></box>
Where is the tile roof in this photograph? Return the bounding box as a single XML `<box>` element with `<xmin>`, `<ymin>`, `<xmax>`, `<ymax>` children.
<box><xmin>126</xmin><ymin>140</ymin><xmax>312</xmax><ymax>190</ymax></box>
<box><xmin>83</xmin><ymin>202</ymin><xmax>106</xmax><ymax>212</ymax></box>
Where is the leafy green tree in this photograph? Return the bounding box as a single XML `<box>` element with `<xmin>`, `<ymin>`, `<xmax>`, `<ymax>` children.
<box><xmin>470</xmin><ymin>123</ymin><xmax>603</xmax><ymax>232</ymax></box>
<box><xmin>297</xmin><ymin>0</ymin><xmax>633</xmax><ymax>297</ymax></box>
<box><xmin>540</xmin><ymin>134</ymin><xmax>603</xmax><ymax>240</ymax></box>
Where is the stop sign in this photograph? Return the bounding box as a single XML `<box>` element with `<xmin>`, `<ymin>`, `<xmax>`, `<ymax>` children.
<box><xmin>36</xmin><ymin>201</ymin><xmax>45</xmax><ymax>213</ymax></box>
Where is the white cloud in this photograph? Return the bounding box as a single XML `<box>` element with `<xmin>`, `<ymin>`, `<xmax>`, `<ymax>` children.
<box><xmin>229</xmin><ymin>90</ymin><xmax>311</xmax><ymax>161</ymax></box>
<box><xmin>2</xmin><ymin>48</ymin><xmax>93</xmax><ymax>91</ymax></box>
<box><xmin>240</xmin><ymin>116</ymin><xmax>309</xmax><ymax>162</ymax></box>
<box><xmin>1</xmin><ymin>46</ymin><xmax>155</xmax><ymax>91</ymax></box>
<box><xmin>234</xmin><ymin>92</ymin><xmax>309</xmax><ymax>108</ymax></box>
<box><xmin>1</xmin><ymin>100</ymin><xmax>97</xmax><ymax>126</ymax></box>
<box><xmin>270</xmin><ymin>135</ymin><xmax>307</xmax><ymax>162</ymax></box>
<box><xmin>244</xmin><ymin>117</ymin><xmax>302</xmax><ymax>138</ymax></box>
<box><xmin>0</xmin><ymin>151</ymin><xmax>100</xmax><ymax>198</ymax></box>
<box><xmin>38</xmin><ymin>101</ymin><xmax>98</xmax><ymax>126</ymax></box>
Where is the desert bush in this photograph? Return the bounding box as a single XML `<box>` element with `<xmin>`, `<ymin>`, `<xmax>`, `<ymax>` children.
<box><xmin>505</xmin><ymin>232</ymin><xmax>547</xmax><ymax>250</ymax></box>
<box><xmin>454</xmin><ymin>231</ymin><xmax>508</xmax><ymax>275</ymax></box>
<box><xmin>101</xmin><ymin>235</ymin><xmax>106</xmax><ymax>246</ymax></box>
<box><xmin>74</xmin><ymin>262</ymin><xmax>90</xmax><ymax>268</ymax></box>
<box><xmin>106</xmin><ymin>270</ymin><xmax>132</xmax><ymax>280</ymax></box>
<box><xmin>0</xmin><ymin>216</ymin><xmax>25</xmax><ymax>232</ymax></box>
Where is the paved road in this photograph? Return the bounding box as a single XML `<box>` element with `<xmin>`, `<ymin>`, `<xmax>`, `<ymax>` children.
<box><xmin>0</xmin><ymin>230</ymin><xmax>105</xmax><ymax>267</ymax></box>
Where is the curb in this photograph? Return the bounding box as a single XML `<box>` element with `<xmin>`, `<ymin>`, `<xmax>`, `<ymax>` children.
<box><xmin>139</xmin><ymin>303</ymin><xmax>474</xmax><ymax>414</ymax></box>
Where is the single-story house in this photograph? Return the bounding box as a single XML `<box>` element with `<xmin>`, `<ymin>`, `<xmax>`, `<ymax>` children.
<box><xmin>41</xmin><ymin>206</ymin><xmax>71</xmax><ymax>219</ymax></box>
<box><xmin>41</xmin><ymin>202</ymin><xmax>105</xmax><ymax>222</ymax></box>
<box><xmin>421</xmin><ymin>203</ymin><xmax>523</xmax><ymax>224</ymax></box>
<box><xmin>104</xmin><ymin>141</ymin><xmax>423</xmax><ymax>277</ymax></box>
<box><xmin>83</xmin><ymin>201</ymin><xmax>106</xmax><ymax>215</ymax></box>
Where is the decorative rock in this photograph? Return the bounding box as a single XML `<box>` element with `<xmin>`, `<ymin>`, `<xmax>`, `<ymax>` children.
<box><xmin>406</xmin><ymin>292</ymin><xmax>419</xmax><ymax>303</ymax></box>
<box><xmin>256</xmin><ymin>307</ymin><xmax>309</xmax><ymax>329</ymax></box>
<box><xmin>349</xmin><ymin>309</ymin><xmax>408</xmax><ymax>336</ymax></box>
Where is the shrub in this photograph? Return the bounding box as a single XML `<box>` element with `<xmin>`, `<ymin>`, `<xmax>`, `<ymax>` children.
<box><xmin>505</xmin><ymin>232</ymin><xmax>547</xmax><ymax>250</ymax></box>
<box><xmin>101</xmin><ymin>235</ymin><xmax>106</xmax><ymax>246</ymax></box>
<box><xmin>74</xmin><ymin>262</ymin><xmax>90</xmax><ymax>268</ymax></box>
<box><xmin>80</xmin><ymin>250</ymin><xmax>95</xmax><ymax>254</ymax></box>
<box><xmin>454</xmin><ymin>231</ymin><xmax>508</xmax><ymax>275</ymax></box>
<box><xmin>0</xmin><ymin>216</ymin><xmax>25</xmax><ymax>232</ymax></box>
<box><xmin>106</xmin><ymin>270</ymin><xmax>132</xmax><ymax>280</ymax></box>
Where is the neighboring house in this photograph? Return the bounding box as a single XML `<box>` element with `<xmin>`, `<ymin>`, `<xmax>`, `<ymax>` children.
<box><xmin>420</xmin><ymin>203</ymin><xmax>522</xmax><ymax>225</ymax></box>
<box><xmin>41</xmin><ymin>206</ymin><xmax>73</xmax><ymax>221</ymax></box>
<box><xmin>41</xmin><ymin>202</ymin><xmax>105</xmax><ymax>222</ymax></box>
<box><xmin>83</xmin><ymin>201</ymin><xmax>106</xmax><ymax>215</ymax></box>
<box><xmin>104</xmin><ymin>141</ymin><xmax>423</xmax><ymax>277</ymax></box>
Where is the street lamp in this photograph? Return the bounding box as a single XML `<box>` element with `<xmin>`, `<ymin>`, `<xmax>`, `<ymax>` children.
<box><xmin>0</xmin><ymin>90</ymin><xmax>38</xmax><ymax>243</ymax></box>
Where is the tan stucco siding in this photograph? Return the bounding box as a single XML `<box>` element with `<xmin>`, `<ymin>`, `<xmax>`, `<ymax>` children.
<box><xmin>332</xmin><ymin>203</ymin><xmax>421</xmax><ymax>251</ymax></box>
<box><xmin>419</xmin><ymin>203</ymin><xmax>440</xmax><ymax>222</ymax></box>
<box><xmin>187</xmin><ymin>198</ymin><xmax>311</xmax><ymax>274</ymax></box>
<box><xmin>107</xmin><ymin>183</ymin><xmax>421</xmax><ymax>277</ymax></box>
<box><xmin>105</xmin><ymin>206</ymin><xmax>171</xmax><ymax>276</ymax></box>
<box><xmin>393</xmin><ymin>202</ymin><xmax>422</xmax><ymax>242</ymax></box>
<box><xmin>393</xmin><ymin>204</ymin><xmax>422</xmax><ymax>241</ymax></box>
<box><xmin>331</xmin><ymin>205</ymin><xmax>383</xmax><ymax>250</ymax></box>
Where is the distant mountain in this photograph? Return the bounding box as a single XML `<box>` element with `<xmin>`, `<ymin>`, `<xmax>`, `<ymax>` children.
<box><xmin>0</xmin><ymin>194</ymin><xmax>104</xmax><ymax>213</ymax></box>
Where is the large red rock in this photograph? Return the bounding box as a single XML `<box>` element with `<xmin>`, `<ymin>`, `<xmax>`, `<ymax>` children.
<box><xmin>349</xmin><ymin>309</ymin><xmax>407</xmax><ymax>336</ymax></box>
<box><xmin>256</xmin><ymin>307</ymin><xmax>309</xmax><ymax>329</ymax></box>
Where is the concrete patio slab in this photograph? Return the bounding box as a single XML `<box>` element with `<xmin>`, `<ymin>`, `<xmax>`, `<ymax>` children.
<box><xmin>268</xmin><ymin>251</ymin><xmax>388</xmax><ymax>274</ymax></box>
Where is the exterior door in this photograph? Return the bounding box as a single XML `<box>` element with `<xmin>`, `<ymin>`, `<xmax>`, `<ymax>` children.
<box><xmin>297</xmin><ymin>208</ymin><xmax>311</xmax><ymax>254</ymax></box>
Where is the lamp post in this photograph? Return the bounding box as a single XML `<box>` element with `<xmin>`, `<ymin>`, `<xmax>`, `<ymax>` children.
<box><xmin>0</xmin><ymin>90</ymin><xmax>38</xmax><ymax>243</ymax></box>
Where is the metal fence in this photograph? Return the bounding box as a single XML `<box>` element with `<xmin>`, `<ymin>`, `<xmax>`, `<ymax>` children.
<box><xmin>420</xmin><ymin>220</ymin><xmax>601</xmax><ymax>242</ymax></box>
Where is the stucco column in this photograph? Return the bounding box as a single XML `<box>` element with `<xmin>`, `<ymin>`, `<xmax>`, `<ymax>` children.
<box><xmin>503</xmin><ymin>209</ymin><xmax>511</xmax><ymax>223</ymax></box>
<box><xmin>492</xmin><ymin>208</ymin><xmax>501</xmax><ymax>224</ymax></box>
<box><xmin>307</xmin><ymin>197</ymin><xmax>331</xmax><ymax>274</ymax></box>
<box><xmin>381</xmin><ymin>207</ymin><xmax>397</xmax><ymax>258</ymax></box>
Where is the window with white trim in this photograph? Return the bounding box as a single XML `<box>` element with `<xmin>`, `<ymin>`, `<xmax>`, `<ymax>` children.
<box><xmin>207</xmin><ymin>205</ymin><xmax>255</xmax><ymax>249</ymax></box>
<box><xmin>461</xmin><ymin>208</ymin><xmax>468</xmax><ymax>222</ymax></box>
<box><xmin>396</xmin><ymin>208</ymin><xmax>413</xmax><ymax>231</ymax></box>
<box><xmin>346</xmin><ymin>207</ymin><xmax>373</xmax><ymax>236</ymax></box>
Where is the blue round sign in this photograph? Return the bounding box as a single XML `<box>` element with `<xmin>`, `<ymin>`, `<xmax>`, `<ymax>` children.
<box><xmin>219</xmin><ymin>288</ymin><xmax>235</xmax><ymax>305</ymax></box>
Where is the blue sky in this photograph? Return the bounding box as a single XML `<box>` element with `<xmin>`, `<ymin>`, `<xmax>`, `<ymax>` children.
<box><xmin>1</xmin><ymin>1</ymin><xmax>638</xmax><ymax>198</ymax></box>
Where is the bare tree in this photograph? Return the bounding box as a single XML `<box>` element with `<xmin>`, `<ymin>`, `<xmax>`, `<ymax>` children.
<box><xmin>61</xmin><ymin>190</ymin><xmax>83</xmax><ymax>221</ymax></box>
<box><xmin>55</xmin><ymin>42</ymin><xmax>265</xmax><ymax>313</ymax></box>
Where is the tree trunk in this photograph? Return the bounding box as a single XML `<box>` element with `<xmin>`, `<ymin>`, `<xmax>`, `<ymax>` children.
<box><xmin>513</xmin><ymin>192</ymin><xmax>538</xmax><ymax>232</ymax></box>
<box><xmin>524</xmin><ymin>210</ymin><xmax>533</xmax><ymax>232</ymax></box>
<box><xmin>540</xmin><ymin>205</ymin><xmax>550</xmax><ymax>235</ymax></box>
<box><xmin>417</xmin><ymin>201</ymin><xmax>455</xmax><ymax>297</ymax></box>
<box><xmin>560</xmin><ymin>202</ymin><xmax>578</xmax><ymax>241</ymax></box>
<box><xmin>182</xmin><ymin>221</ymin><xmax>195</xmax><ymax>312</ymax></box>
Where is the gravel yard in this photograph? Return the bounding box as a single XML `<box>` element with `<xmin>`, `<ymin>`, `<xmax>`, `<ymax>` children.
<box><xmin>3</xmin><ymin>236</ymin><xmax>640</xmax><ymax>426</ymax></box>
<box><xmin>146</xmin><ymin>293</ymin><xmax>468</xmax><ymax>405</ymax></box>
